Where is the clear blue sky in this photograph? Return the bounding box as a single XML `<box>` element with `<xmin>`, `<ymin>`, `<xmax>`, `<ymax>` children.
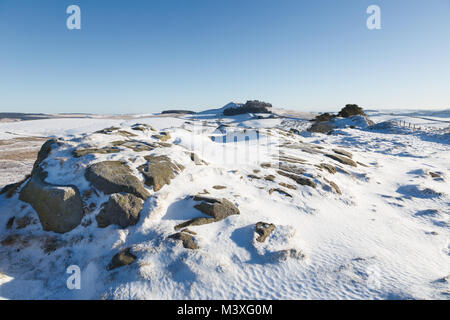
<box><xmin>0</xmin><ymin>0</ymin><xmax>449</xmax><ymax>114</ymax></box>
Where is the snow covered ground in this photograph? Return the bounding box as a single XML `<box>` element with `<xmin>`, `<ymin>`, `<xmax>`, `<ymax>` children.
<box><xmin>0</xmin><ymin>108</ymin><xmax>449</xmax><ymax>300</ymax></box>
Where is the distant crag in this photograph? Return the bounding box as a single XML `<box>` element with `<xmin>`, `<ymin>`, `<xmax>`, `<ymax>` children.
<box><xmin>223</xmin><ymin>100</ymin><xmax>273</xmax><ymax>116</ymax></box>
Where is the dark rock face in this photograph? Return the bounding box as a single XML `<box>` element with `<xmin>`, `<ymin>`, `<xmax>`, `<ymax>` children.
<box><xmin>138</xmin><ymin>155</ymin><xmax>183</xmax><ymax>192</ymax></box>
<box><xmin>96</xmin><ymin>193</ymin><xmax>143</xmax><ymax>228</ymax></box>
<box><xmin>108</xmin><ymin>248</ymin><xmax>136</xmax><ymax>270</ymax></box>
<box><xmin>85</xmin><ymin>161</ymin><xmax>150</xmax><ymax>200</ymax></box>
<box><xmin>169</xmin><ymin>231</ymin><xmax>199</xmax><ymax>249</ymax></box>
<box><xmin>19</xmin><ymin>173</ymin><xmax>84</xmax><ymax>234</ymax></box>
<box><xmin>255</xmin><ymin>222</ymin><xmax>276</xmax><ymax>243</ymax></box>
<box><xmin>223</xmin><ymin>100</ymin><xmax>272</xmax><ymax>116</ymax></box>
<box><xmin>193</xmin><ymin>196</ymin><xmax>240</xmax><ymax>220</ymax></box>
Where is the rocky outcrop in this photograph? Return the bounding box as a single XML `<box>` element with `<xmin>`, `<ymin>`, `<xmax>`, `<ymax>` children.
<box><xmin>161</xmin><ymin>110</ymin><xmax>195</xmax><ymax>115</ymax></box>
<box><xmin>96</xmin><ymin>193</ymin><xmax>143</xmax><ymax>228</ymax></box>
<box><xmin>131</xmin><ymin>123</ymin><xmax>155</xmax><ymax>132</ymax></box>
<box><xmin>108</xmin><ymin>248</ymin><xmax>136</xmax><ymax>270</ymax></box>
<box><xmin>332</xmin><ymin>148</ymin><xmax>353</xmax><ymax>159</ymax></box>
<box><xmin>223</xmin><ymin>100</ymin><xmax>272</xmax><ymax>116</ymax></box>
<box><xmin>111</xmin><ymin>140</ymin><xmax>156</xmax><ymax>152</ymax></box>
<box><xmin>277</xmin><ymin>170</ymin><xmax>316</xmax><ymax>188</ymax></box>
<box><xmin>19</xmin><ymin>172</ymin><xmax>84</xmax><ymax>234</ymax></box>
<box><xmin>73</xmin><ymin>146</ymin><xmax>120</xmax><ymax>158</ymax></box>
<box><xmin>325</xmin><ymin>154</ymin><xmax>357</xmax><ymax>167</ymax></box>
<box><xmin>96</xmin><ymin>127</ymin><xmax>137</xmax><ymax>137</ymax></box>
<box><xmin>319</xmin><ymin>163</ymin><xmax>337</xmax><ymax>174</ymax></box>
<box><xmin>85</xmin><ymin>161</ymin><xmax>150</xmax><ymax>200</ymax></box>
<box><xmin>138</xmin><ymin>155</ymin><xmax>183</xmax><ymax>191</ymax></box>
<box><xmin>255</xmin><ymin>222</ymin><xmax>276</xmax><ymax>243</ymax></box>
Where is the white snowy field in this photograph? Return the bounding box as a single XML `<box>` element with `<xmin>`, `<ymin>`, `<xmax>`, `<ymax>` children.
<box><xmin>366</xmin><ymin>109</ymin><xmax>450</xmax><ymax>130</ymax></box>
<box><xmin>0</xmin><ymin>109</ymin><xmax>449</xmax><ymax>300</ymax></box>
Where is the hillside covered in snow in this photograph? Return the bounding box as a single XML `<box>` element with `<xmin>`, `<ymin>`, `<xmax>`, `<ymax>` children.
<box><xmin>0</xmin><ymin>106</ymin><xmax>449</xmax><ymax>300</ymax></box>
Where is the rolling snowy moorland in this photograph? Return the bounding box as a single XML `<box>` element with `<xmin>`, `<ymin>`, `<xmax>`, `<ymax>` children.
<box><xmin>0</xmin><ymin>106</ymin><xmax>449</xmax><ymax>300</ymax></box>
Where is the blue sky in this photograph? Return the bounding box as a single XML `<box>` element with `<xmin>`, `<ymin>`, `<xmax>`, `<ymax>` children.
<box><xmin>0</xmin><ymin>0</ymin><xmax>449</xmax><ymax>114</ymax></box>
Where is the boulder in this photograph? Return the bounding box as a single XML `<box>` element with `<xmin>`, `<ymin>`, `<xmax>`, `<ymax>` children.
<box><xmin>108</xmin><ymin>248</ymin><xmax>136</xmax><ymax>270</ymax></box>
<box><xmin>85</xmin><ymin>161</ymin><xmax>150</xmax><ymax>200</ymax></box>
<box><xmin>307</xmin><ymin>121</ymin><xmax>333</xmax><ymax>134</ymax></box>
<box><xmin>96</xmin><ymin>193</ymin><xmax>143</xmax><ymax>228</ymax></box>
<box><xmin>169</xmin><ymin>231</ymin><xmax>199</xmax><ymax>250</ymax></box>
<box><xmin>255</xmin><ymin>222</ymin><xmax>276</xmax><ymax>243</ymax></box>
<box><xmin>19</xmin><ymin>173</ymin><xmax>84</xmax><ymax>234</ymax></box>
<box><xmin>192</xmin><ymin>196</ymin><xmax>240</xmax><ymax>220</ymax></box>
<box><xmin>138</xmin><ymin>155</ymin><xmax>183</xmax><ymax>191</ymax></box>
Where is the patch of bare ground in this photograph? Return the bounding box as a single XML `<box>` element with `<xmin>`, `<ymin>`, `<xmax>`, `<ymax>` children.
<box><xmin>0</xmin><ymin>137</ymin><xmax>47</xmax><ymax>187</ymax></box>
